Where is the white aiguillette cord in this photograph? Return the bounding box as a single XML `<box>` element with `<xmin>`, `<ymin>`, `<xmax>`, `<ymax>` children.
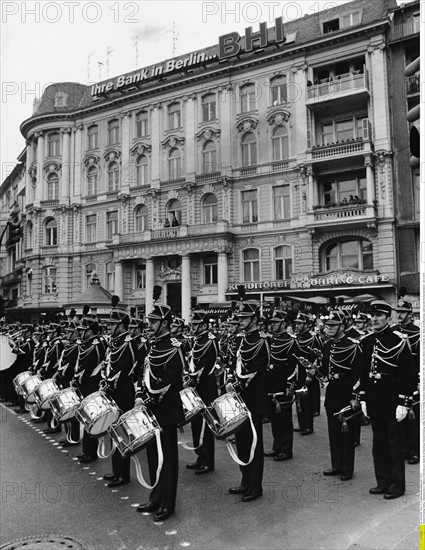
<box><xmin>131</xmin><ymin>428</ymin><xmax>163</xmax><ymax>489</ymax></box>
<box><xmin>97</xmin><ymin>434</ymin><xmax>116</xmax><ymax>458</ymax></box>
<box><xmin>25</xmin><ymin>402</ymin><xmax>44</xmax><ymax>419</ymax></box>
<box><xmin>64</xmin><ymin>420</ymin><xmax>81</xmax><ymax>444</ymax></box>
<box><xmin>224</xmin><ymin>411</ymin><xmax>257</xmax><ymax>466</ymax></box>
<box><xmin>179</xmin><ymin>417</ymin><xmax>206</xmax><ymax>450</ymax></box>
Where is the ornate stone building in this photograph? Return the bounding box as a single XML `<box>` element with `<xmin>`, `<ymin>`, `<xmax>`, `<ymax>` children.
<box><xmin>1</xmin><ymin>0</ymin><xmax>414</xmax><ymax>322</ymax></box>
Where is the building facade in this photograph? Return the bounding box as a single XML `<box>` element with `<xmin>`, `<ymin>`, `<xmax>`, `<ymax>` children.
<box><xmin>1</xmin><ymin>0</ymin><xmax>416</xmax><ymax>322</ymax></box>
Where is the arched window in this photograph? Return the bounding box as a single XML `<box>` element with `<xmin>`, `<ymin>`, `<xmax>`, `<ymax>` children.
<box><xmin>240</xmin><ymin>84</ymin><xmax>256</xmax><ymax>113</ymax></box>
<box><xmin>47</xmin><ymin>173</ymin><xmax>59</xmax><ymax>200</ymax></box>
<box><xmin>136</xmin><ymin>155</ymin><xmax>149</xmax><ymax>186</ymax></box>
<box><xmin>168</xmin><ymin>103</ymin><xmax>181</xmax><ymax>130</ymax></box>
<box><xmin>47</xmin><ymin>133</ymin><xmax>60</xmax><ymax>157</ymax></box>
<box><xmin>108</xmin><ymin>119</ymin><xmax>120</xmax><ymax>145</ymax></box>
<box><xmin>88</xmin><ymin>125</ymin><xmax>98</xmax><ymax>149</ymax></box>
<box><xmin>167</xmin><ymin>199</ymin><xmax>182</xmax><ymax>226</ymax></box>
<box><xmin>135</xmin><ymin>204</ymin><xmax>148</xmax><ymax>232</ymax></box>
<box><xmin>241</xmin><ymin>132</ymin><xmax>257</xmax><ymax>167</ymax></box>
<box><xmin>321</xmin><ymin>239</ymin><xmax>373</xmax><ymax>272</ymax></box>
<box><xmin>136</xmin><ymin>111</ymin><xmax>149</xmax><ymax>137</ymax></box>
<box><xmin>202</xmin><ymin>194</ymin><xmax>218</xmax><ymax>223</ymax></box>
<box><xmin>168</xmin><ymin>148</ymin><xmax>182</xmax><ymax>180</ymax></box>
<box><xmin>202</xmin><ymin>140</ymin><xmax>217</xmax><ymax>173</ymax></box>
<box><xmin>87</xmin><ymin>166</ymin><xmax>98</xmax><ymax>196</ymax></box>
<box><xmin>45</xmin><ymin>218</ymin><xmax>57</xmax><ymax>246</ymax></box>
<box><xmin>272</xmin><ymin>126</ymin><xmax>289</xmax><ymax>161</ymax></box>
<box><xmin>106</xmin><ymin>262</ymin><xmax>115</xmax><ymax>291</ymax></box>
<box><xmin>26</xmin><ymin>221</ymin><xmax>33</xmax><ymax>249</ymax></box>
<box><xmin>270</xmin><ymin>75</ymin><xmax>287</xmax><ymax>105</ymax></box>
<box><xmin>274</xmin><ymin>246</ymin><xmax>293</xmax><ymax>280</ymax></box>
<box><xmin>107</xmin><ymin>161</ymin><xmax>119</xmax><ymax>192</ymax></box>
<box><xmin>243</xmin><ymin>248</ymin><xmax>260</xmax><ymax>282</ymax></box>
<box><xmin>43</xmin><ymin>266</ymin><xmax>57</xmax><ymax>294</ymax></box>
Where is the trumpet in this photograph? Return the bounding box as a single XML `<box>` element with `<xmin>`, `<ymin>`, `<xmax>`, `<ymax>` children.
<box><xmin>294</xmin><ymin>355</ymin><xmax>327</xmax><ymax>388</ymax></box>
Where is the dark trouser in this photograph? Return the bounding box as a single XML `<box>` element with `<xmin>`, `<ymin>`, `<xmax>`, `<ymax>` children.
<box><xmin>191</xmin><ymin>414</ymin><xmax>215</xmax><ymax>469</ymax></box>
<box><xmin>234</xmin><ymin>413</ymin><xmax>264</xmax><ymax>494</ymax></box>
<box><xmin>268</xmin><ymin>400</ymin><xmax>293</xmax><ymax>455</ymax></box>
<box><xmin>148</xmin><ymin>425</ymin><xmax>179</xmax><ymax>511</ymax></box>
<box><xmin>44</xmin><ymin>409</ymin><xmax>60</xmax><ymax>430</ymax></box>
<box><xmin>371</xmin><ymin>417</ymin><xmax>405</xmax><ymax>495</ymax></box>
<box><xmin>82</xmin><ymin>430</ymin><xmax>98</xmax><ymax>459</ymax></box>
<box><xmin>401</xmin><ymin>406</ymin><xmax>419</xmax><ymax>459</ymax></box>
<box><xmin>311</xmin><ymin>378</ymin><xmax>321</xmax><ymax>415</ymax></box>
<box><xmin>352</xmin><ymin>414</ymin><xmax>361</xmax><ymax>445</ymax></box>
<box><xmin>326</xmin><ymin>408</ymin><xmax>356</xmax><ymax>476</ymax></box>
<box><xmin>64</xmin><ymin>417</ymin><xmax>80</xmax><ymax>442</ymax></box>
<box><xmin>112</xmin><ymin>449</ymin><xmax>130</xmax><ymax>481</ymax></box>
<box><xmin>297</xmin><ymin>388</ymin><xmax>314</xmax><ymax>431</ymax></box>
<box><xmin>0</xmin><ymin>370</ymin><xmax>9</xmax><ymax>400</ymax></box>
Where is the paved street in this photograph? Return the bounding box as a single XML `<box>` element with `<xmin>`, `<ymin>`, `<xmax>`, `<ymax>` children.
<box><xmin>0</xmin><ymin>402</ymin><xmax>419</xmax><ymax>550</ymax></box>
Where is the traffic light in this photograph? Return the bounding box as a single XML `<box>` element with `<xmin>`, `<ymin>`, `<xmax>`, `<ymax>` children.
<box><xmin>405</xmin><ymin>56</ymin><xmax>420</xmax><ymax>166</ymax></box>
<box><xmin>6</xmin><ymin>202</ymin><xmax>22</xmax><ymax>247</ymax></box>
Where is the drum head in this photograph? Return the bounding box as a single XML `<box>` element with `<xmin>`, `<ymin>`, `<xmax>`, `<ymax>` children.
<box><xmin>90</xmin><ymin>409</ymin><xmax>121</xmax><ymax>436</ymax></box>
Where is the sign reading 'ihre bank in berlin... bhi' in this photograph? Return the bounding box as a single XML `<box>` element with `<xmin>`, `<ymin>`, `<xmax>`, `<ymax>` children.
<box><xmin>91</xmin><ymin>18</ymin><xmax>286</xmax><ymax>97</ymax></box>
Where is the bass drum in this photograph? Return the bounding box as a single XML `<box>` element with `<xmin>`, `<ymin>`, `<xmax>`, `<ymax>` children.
<box><xmin>0</xmin><ymin>334</ymin><xmax>16</xmax><ymax>371</ymax></box>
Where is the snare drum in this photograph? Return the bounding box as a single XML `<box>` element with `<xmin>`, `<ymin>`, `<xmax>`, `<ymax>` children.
<box><xmin>203</xmin><ymin>391</ymin><xmax>249</xmax><ymax>440</ymax></box>
<box><xmin>108</xmin><ymin>404</ymin><xmax>161</xmax><ymax>458</ymax></box>
<box><xmin>34</xmin><ymin>378</ymin><xmax>60</xmax><ymax>410</ymax></box>
<box><xmin>179</xmin><ymin>387</ymin><xmax>205</xmax><ymax>425</ymax></box>
<box><xmin>50</xmin><ymin>387</ymin><xmax>82</xmax><ymax>422</ymax></box>
<box><xmin>13</xmin><ymin>371</ymin><xmax>32</xmax><ymax>396</ymax></box>
<box><xmin>21</xmin><ymin>374</ymin><xmax>42</xmax><ymax>404</ymax></box>
<box><xmin>76</xmin><ymin>391</ymin><xmax>121</xmax><ymax>436</ymax></box>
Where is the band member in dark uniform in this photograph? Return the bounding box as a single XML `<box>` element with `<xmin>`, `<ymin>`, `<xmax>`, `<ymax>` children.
<box><xmin>73</xmin><ymin>308</ymin><xmax>107</xmax><ymax>464</ymax></box>
<box><xmin>294</xmin><ymin>312</ymin><xmax>323</xmax><ymax>435</ymax></box>
<box><xmin>102</xmin><ymin>298</ymin><xmax>138</xmax><ymax>487</ymax></box>
<box><xmin>185</xmin><ymin>310</ymin><xmax>219</xmax><ymax>474</ymax></box>
<box><xmin>11</xmin><ymin>325</ymin><xmax>35</xmax><ymax>414</ymax></box>
<box><xmin>227</xmin><ymin>301</ymin><xmax>270</xmax><ymax>502</ymax></box>
<box><xmin>360</xmin><ymin>300</ymin><xmax>416</xmax><ymax>499</ymax></box>
<box><xmin>264</xmin><ymin>310</ymin><xmax>300</xmax><ymax>462</ymax></box>
<box><xmin>319</xmin><ymin>311</ymin><xmax>363</xmax><ymax>481</ymax></box>
<box><xmin>135</xmin><ymin>304</ymin><xmax>186</xmax><ymax>522</ymax></box>
<box><xmin>393</xmin><ymin>300</ymin><xmax>420</xmax><ymax>465</ymax></box>
<box><xmin>41</xmin><ymin>323</ymin><xmax>66</xmax><ymax>434</ymax></box>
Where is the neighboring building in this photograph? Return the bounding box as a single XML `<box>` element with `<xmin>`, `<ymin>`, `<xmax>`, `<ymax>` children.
<box><xmin>387</xmin><ymin>0</ymin><xmax>420</xmax><ymax>312</ymax></box>
<box><xmin>1</xmin><ymin>0</ymin><xmax>414</xmax><ymax>323</ymax></box>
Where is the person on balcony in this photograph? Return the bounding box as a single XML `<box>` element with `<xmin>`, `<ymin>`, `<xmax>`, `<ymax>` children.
<box><xmin>164</xmin><ymin>218</ymin><xmax>170</xmax><ymax>228</ymax></box>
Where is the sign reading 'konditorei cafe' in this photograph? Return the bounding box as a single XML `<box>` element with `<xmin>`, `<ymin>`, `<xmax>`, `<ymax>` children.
<box><xmin>91</xmin><ymin>17</ymin><xmax>286</xmax><ymax>97</ymax></box>
<box><xmin>227</xmin><ymin>272</ymin><xmax>391</xmax><ymax>292</ymax></box>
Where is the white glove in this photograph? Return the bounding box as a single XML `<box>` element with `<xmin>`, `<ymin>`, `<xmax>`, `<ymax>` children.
<box><xmin>396</xmin><ymin>405</ymin><xmax>409</xmax><ymax>422</ymax></box>
<box><xmin>361</xmin><ymin>402</ymin><xmax>368</xmax><ymax>417</ymax></box>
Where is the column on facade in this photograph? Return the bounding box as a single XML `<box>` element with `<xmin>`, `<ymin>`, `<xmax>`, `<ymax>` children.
<box><xmin>145</xmin><ymin>258</ymin><xmax>154</xmax><ymax>317</ymax></box>
<box><xmin>219</xmin><ymin>87</ymin><xmax>233</xmax><ymax>176</ymax></box>
<box><xmin>307</xmin><ymin>166</ymin><xmax>315</xmax><ymax>210</ymax></box>
<box><xmin>292</xmin><ymin>64</ymin><xmax>309</xmax><ymax>156</ymax></box>
<box><xmin>181</xmin><ymin>255</ymin><xmax>191</xmax><ymax>323</ymax></box>
<box><xmin>114</xmin><ymin>261</ymin><xmax>124</xmax><ymax>300</ymax></box>
<box><xmin>121</xmin><ymin>113</ymin><xmax>131</xmax><ymax>193</ymax></box>
<box><xmin>34</xmin><ymin>132</ymin><xmax>44</xmax><ymax>205</ymax></box>
<box><xmin>184</xmin><ymin>96</ymin><xmax>196</xmax><ymax>179</ymax></box>
<box><xmin>364</xmin><ymin>155</ymin><xmax>375</xmax><ymax>204</ymax></box>
<box><xmin>60</xmin><ymin>128</ymin><xmax>71</xmax><ymax>204</ymax></box>
<box><xmin>73</xmin><ymin>125</ymin><xmax>83</xmax><ymax>199</ymax></box>
<box><xmin>368</xmin><ymin>44</ymin><xmax>391</xmax><ymax>151</ymax></box>
<box><xmin>217</xmin><ymin>252</ymin><xmax>228</xmax><ymax>302</ymax></box>
<box><xmin>150</xmin><ymin>106</ymin><xmax>161</xmax><ymax>186</ymax></box>
<box><xmin>25</xmin><ymin>138</ymin><xmax>33</xmax><ymax>204</ymax></box>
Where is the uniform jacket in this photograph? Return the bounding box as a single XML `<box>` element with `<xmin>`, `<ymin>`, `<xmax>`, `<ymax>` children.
<box><xmin>187</xmin><ymin>330</ymin><xmax>219</xmax><ymax>405</ymax></box>
<box><xmin>267</xmin><ymin>331</ymin><xmax>301</xmax><ymax>397</ymax></box>
<box><xmin>104</xmin><ymin>332</ymin><xmax>138</xmax><ymax>412</ymax></box>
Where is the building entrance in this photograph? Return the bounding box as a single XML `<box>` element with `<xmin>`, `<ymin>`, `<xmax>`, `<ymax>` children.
<box><xmin>166</xmin><ymin>282</ymin><xmax>182</xmax><ymax>317</ymax></box>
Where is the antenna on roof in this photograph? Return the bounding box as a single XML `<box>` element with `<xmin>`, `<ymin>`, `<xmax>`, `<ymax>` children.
<box><xmin>167</xmin><ymin>21</ymin><xmax>179</xmax><ymax>58</ymax></box>
<box><xmin>97</xmin><ymin>61</ymin><xmax>104</xmax><ymax>81</ymax></box>
<box><xmin>133</xmin><ymin>34</ymin><xmax>141</xmax><ymax>68</ymax></box>
<box><xmin>106</xmin><ymin>47</ymin><xmax>114</xmax><ymax>78</ymax></box>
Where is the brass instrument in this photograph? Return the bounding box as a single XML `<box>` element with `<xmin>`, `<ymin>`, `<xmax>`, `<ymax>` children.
<box><xmin>294</xmin><ymin>355</ymin><xmax>327</xmax><ymax>388</ymax></box>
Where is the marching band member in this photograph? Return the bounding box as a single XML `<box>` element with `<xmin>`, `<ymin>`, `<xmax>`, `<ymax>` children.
<box><xmin>135</xmin><ymin>304</ymin><xmax>186</xmax><ymax>522</ymax></box>
<box><xmin>185</xmin><ymin>310</ymin><xmax>219</xmax><ymax>475</ymax></box>
<box><xmin>360</xmin><ymin>300</ymin><xmax>416</xmax><ymax>499</ymax></box>
<box><xmin>293</xmin><ymin>312</ymin><xmax>323</xmax><ymax>435</ymax></box>
<box><xmin>319</xmin><ymin>311</ymin><xmax>363</xmax><ymax>481</ymax></box>
<box><xmin>41</xmin><ymin>323</ymin><xmax>66</xmax><ymax>434</ymax></box>
<box><xmin>73</xmin><ymin>308</ymin><xmax>108</xmax><ymax>464</ymax></box>
<box><xmin>393</xmin><ymin>300</ymin><xmax>420</xmax><ymax>465</ymax></box>
<box><xmin>227</xmin><ymin>301</ymin><xmax>270</xmax><ymax>502</ymax></box>
<box><xmin>102</xmin><ymin>297</ymin><xmax>138</xmax><ymax>487</ymax></box>
<box><xmin>264</xmin><ymin>310</ymin><xmax>300</xmax><ymax>462</ymax></box>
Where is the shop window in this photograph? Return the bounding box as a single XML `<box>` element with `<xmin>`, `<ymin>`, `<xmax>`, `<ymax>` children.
<box><xmin>322</xmin><ymin>239</ymin><xmax>373</xmax><ymax>272</ymax></box>
<box><xmin>86</xmin><ymin>214</ymin><xmax>97</xmax><ymax>243</ymax></box>
<box><xmin>135</xmin><ymin>204</ymin><xmax>148</xmax><ymax>232</ymax></box>
<box><xmin>241</xmin><ymin>189</ymin><xmax>258</xmax><ymax>223</ymax></box>
<box><xmin>204</xmin><ymin>253</ymin><xmax>218</xmax><ymax>285</ymax></box>
<box><xmin>275</xmin><ymin>246</ymin><xmax>292</xmax><ymax>280</ymax></box>
<box><xmin>243</xmin><ymin>248</ymin><xmax>260</xmax><ymax>282</ymax></box>
<box><xmin>45</xmin><ymin>218</ymin><xmax>57</xmax><ymax>246</ymax></box>
<box><xmin>202</xmin><ymin>194</ymin><xmax>218</xmax><ymax>223</ymax></box>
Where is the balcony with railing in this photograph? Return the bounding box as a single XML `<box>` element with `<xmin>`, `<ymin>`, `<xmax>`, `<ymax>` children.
<box><xmin>310</xmin><ymin>138</ymin><xmax>371</xmax><ymax>162</ymax></box>
<box><xmin>389</xmin><ymin>19</ymin><xmax>420</xmax><ymax>42</ymax></box>
<box><xmin>306</xmin><ymin>203</ymin><xmax>377</xmax><ymax>231</ymax></box>
<box><xmin>195</xmin><ymin>172</ymin><xmax>221</xmax><ymax>183</ymax></box>
<box><xmin>306</xmin><ymin>70</ymin><xmax>369</xmax><ymax>109</ymax></box>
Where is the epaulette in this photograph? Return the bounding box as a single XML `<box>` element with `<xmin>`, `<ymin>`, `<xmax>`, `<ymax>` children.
<box><xmin>171</xmin><ymin>337</ymin><xmax>182</xmax><ymax>347</ymax></box>
<box><xmin>347</xmin><ymin>337</ymin><xmax>361</xmax><ymax>344</ymax></box>
<box><xmin>259</xmin><ymin>331</ymin><xmax>268</xmax><ymax>339</ymax></box>
<box><xmin>208</xmin><ymin>333</ymin><xmax>216</xmax><ymax>340</ymax></box>
<box><xmin>393</xmin><ymin>330</ymin><xmax>408</xmax><ymax>340</ymax></box>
